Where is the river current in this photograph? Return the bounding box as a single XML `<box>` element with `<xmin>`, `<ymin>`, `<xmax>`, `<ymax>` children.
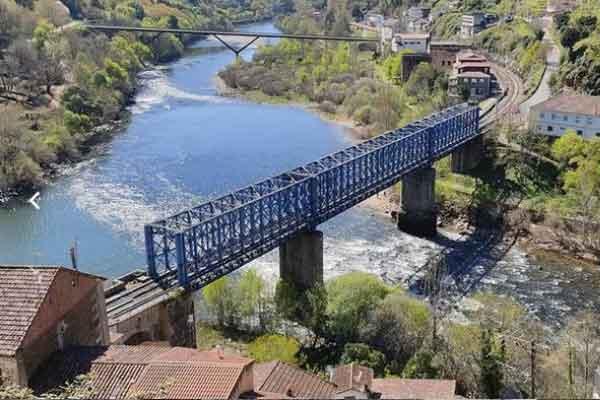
<box><xmin>0</xmin><ymin>22</ymin><xmax>598</xmax><ymax>331</ymax></box>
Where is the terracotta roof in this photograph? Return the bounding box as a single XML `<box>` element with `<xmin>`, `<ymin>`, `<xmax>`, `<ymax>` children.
<box><xmin>454</xmin><ymin>71</ymin><xmax>491</xmax><ymax>78</ymax></box>
<box><xmin>457</xmin><ymin>61</ymin><xmax>491</xmax><ymax>68</ymax></box>
<box><xmin>32</xmin><ymin>346</ymin><xmax>253</xmax><ymax>399</ymax></box>
<box><xmin>531</xmin><ymin>94</ymin><xmax>600</xmax><ymax>116</ymax></box>
<box><xmin>332</xmin><ymin>363</ymin><xmax>374</xmax><ymax>392</ymax></box>
<box><xmin>0</xmin><ymin>266</ymin><xmax>59</xmax><ymax>356</ymax></box>
<box><xmin>371</xmin><ymin>378</ymin><xmax>456</xmax><ymax>399</ymax></box>
<box><xmin>130</xmin><ymin>363</ymin><xmax>247</xmax><ymax>399</ymax></box>
<box><xmin>457</xmin><ymin>51</ymin><xmax>487</xmax><ymax>62</ymax></box>
<box><xmin>0</xmin><ymin>265</ymin><xmax>106</xmax><ymax>357</ymax></box>
<box><xmin>254</xmin><ymin>361</ymin><xmax>337</xmax><ymax>399</ymax></box>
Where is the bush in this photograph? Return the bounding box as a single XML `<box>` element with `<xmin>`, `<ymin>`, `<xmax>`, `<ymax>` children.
<box><xmin>248</xmin><ymin>334</ymin><xmax>300</xmax><ymax>364</ymax></box>
<box><xmin>319</xmin><ymin>100</ymin><xmax>336</xmax><ymax>114</ymax></box>
<box><xmin>354</xmin><ymin>105</ymin><xmax>373</xmax><ymax>125</ymax></box>
<box><xmin>327</xmin><ymin>272</ymin><xmax>390</xmax><ymax>343</ymax></box>
<box><xmin>340</xmin><ymin>343</ymin><xmax>386</xmax><ymax>376</ymax></box>
<box><xmin>63</xmin><ymin>110</ymin><xmax>91</xmax><ymax>134</ymax></box>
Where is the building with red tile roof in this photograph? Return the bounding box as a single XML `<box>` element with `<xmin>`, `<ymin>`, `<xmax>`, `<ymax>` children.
<box><xmin>251</xmin><ymin>360</ymin><xmax>337</xmax><ymax>399</ymax></box>
<box><xmin>0</xmin><ymin>265</ymin><xmax>108</xmax><ymax>387</ymax></box>
<box><xmin>371</xmin><ymin>378</ymin><xmax>457</xmax><ymax>399</ymax></box>
<box><xmin>331</xmin><ymin>364</ymin><xmax>457</xmax><ymax>400</ymax></box>
<box><xmin>32</xmin><ymin>345</ymin><xmax>254</xmax><ymax>399</ymax></box>
<box><xmin>529</xmin><ymin>94</ymin><xmax>600</xmax><ymax>139</ymax></box>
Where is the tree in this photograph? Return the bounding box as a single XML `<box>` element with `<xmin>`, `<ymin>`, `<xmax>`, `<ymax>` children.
<box><xmin>237</xmin><ymin>269</ymin><xmax>274</xmax><ymax>331</ymax></box>
<box><xmin>479</xmin><ymin>328</ymin><xmax>503</xmax><ymax>398</ymax></box>
<box><xmin>365</xmin><ymin>289</ymin><xmax>431</xmax><ymax>374</ymax></box>
<box><xmin>326</xmin><ymin>272</ymin><xmax>390</xmax><ymax>343</ymax></box>
<box><xmin>340</xmin><ymin>343</ymin><xmax>386</xmax><ymax>376</ymax></box>
<box><xmin>403</xmin><ymin>349</ymin><xmax>440</xmax><ymax>379</ymax></box>
<box><xmin>248</xmin><ymin>334</ymin><xmax>301</xmax><ymax>364</ymax></box>
<box><xmin>405</xmin><ymin>62</ymin><xmax>436</xmax><ymax>101</ymax></box>
<box><xmin>202</xmin><ymin>277</ymin><xmax>239</xmax><ymax>327</ymax></box>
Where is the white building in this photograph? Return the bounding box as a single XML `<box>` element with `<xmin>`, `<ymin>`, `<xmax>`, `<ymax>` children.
<box><xmin>365</xmin><ymin>12</ymin><xmax>384</xmax><ymax>28</ymax></box>
<box><xmin>391</xmin><ymin>32</ymin><xmax>431</xmax><ymax>53</ymax></box>
<box><xmin>529</xmin><ymin>95</ymin><xmax>600</xmax><ymax>139</ymax></box>
<box><xmin>461</xmin><ymin>12</ymin><xmax>486</xmax><ymax>38</ymax></box>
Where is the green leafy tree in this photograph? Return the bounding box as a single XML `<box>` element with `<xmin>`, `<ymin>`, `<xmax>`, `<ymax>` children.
<box><xmin>403</xmin><ymin>349</ymin><xmax>440</xmax><ymax>379</ymax></box>
<box><xmin>340</xmin><ymin>343</ymin><xmax>386</xmax><ymax>376</ymax></box>
<box><xmin>479</xmin><ymin>328</ymin><xmax>503</xmax><ymax>398</ymax></box>
<box><xmin>248</xmin><ymin>334</ymin><xmax>301</xmax><ymax>364</ymax></box>
<box><xmin>203</xmin><ymin>276</ymin><xmax>239</xmax><ymax>327</ymax></box>
<box><xmin>365</xmin><ymin>289</ymin><xmax>431</xmax><ymax>374</ymax></box>
<box><xmin>327</xmin><ymin>272</ymin><xmax>390</xmax><ymax>343</ymax></box>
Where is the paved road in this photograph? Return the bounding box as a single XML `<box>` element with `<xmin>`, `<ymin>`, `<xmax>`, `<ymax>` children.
<box><xmin>519</xmin><ymin>15</ymin><xmax>560</xmax><ymax>116</ymax></box>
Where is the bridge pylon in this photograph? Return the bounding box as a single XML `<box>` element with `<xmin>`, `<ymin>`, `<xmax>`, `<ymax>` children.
<box><xmin>397</xmin><ymin>167</ymin><xmax>437</xmax><ymax>237</ymax></box>
<box><xmin>279</xmin><ymin>229</ymin><xmax>323</xmax><ymax>289</ymax></box>
<box><xmin>451</xmin><ymin>135</ymin><xmax>484</xmax><ymax>174</ymax></box>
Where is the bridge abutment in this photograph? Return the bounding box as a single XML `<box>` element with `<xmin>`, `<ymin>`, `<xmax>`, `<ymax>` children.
<box><xmin>397</xmin><ymin>167</ymin><xmax>437</xmax><ymax>237</ymax></box>
<box><xmin>451</xmin><ymin>135</ymin><xmax>483</xmax><ymax>174</ymax></box>
<box><xmin>279</xmin><ymin>230</ymin><xmax>323</xmax><ymax>289</ymax></box>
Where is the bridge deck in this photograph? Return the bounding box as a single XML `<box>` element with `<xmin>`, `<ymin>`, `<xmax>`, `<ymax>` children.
<box><xmin>144</xmin><ymin>103</ymin><xmax>480</xmax><ymax>291</ymax></box>
<box><xmin>86</xmin><ymin>25</ymin><xmax>379</xmax><ymax>42</ymax></box>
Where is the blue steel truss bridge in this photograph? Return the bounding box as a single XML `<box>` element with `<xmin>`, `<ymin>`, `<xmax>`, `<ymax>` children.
<box><xmin>143</xmin><ymin>103</ymin><xmax>480</xmax><ymax>292</ymax></box>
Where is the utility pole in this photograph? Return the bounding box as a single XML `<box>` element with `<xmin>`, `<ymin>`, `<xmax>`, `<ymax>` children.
<box><xmin>531</xmin><ymin>340</ymin><xmax>536</xmax><ymax>398</ymax></box>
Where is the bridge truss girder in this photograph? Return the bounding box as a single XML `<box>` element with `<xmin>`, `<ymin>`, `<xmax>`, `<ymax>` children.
<box><xmin>144</xmin><ymin>103</ymin><xmax>480</xmax><ymax>291</ymax></box>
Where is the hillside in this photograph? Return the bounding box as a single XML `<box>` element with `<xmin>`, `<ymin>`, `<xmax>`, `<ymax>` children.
<box><xmin>0</xmin><ymin>0</ymin><xmax>284</xmax><ymax>193</ymax></box>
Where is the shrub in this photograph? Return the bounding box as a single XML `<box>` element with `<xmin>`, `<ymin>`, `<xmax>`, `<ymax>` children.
<box><xmin>319</xmin><ymin>100</ymin><xmax>336</xmax><ymax>114</ymax></box>
<box><xmin>354</xmin><ymin>105</ymin><xmax>373</xmax><ymax>125</ymax></box>
<box><xmin>248</xmin><ymin>334</ymin><xmax>300</xmax><ymax>364</ymax></box>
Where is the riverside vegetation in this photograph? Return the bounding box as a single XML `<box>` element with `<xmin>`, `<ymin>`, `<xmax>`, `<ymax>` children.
<box><xmin>219</xmin><ymin>2</ymin><xmax>453</xmax><ymax>137</ymax></box>
<box><xmin>196</xmin><ymin>269</ymin><xmax>600</xmax><ymax>398</ymax></box>
<box><xmin>0</xmin><ymin>0</ymin><xmax>289</xmax><ymax>193</ymax></box>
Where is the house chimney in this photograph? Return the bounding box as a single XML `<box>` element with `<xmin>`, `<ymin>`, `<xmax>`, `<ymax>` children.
<box><xmin>215</xmin><ymin>345</ymin><xmax>224</xmax><ymax>360</ymax></box>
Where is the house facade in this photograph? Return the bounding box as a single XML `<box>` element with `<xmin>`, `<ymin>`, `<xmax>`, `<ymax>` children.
<box><xmin>529</xmin><ymin>95</ymin><xmax>600</xmax><ymax>139</ymax></box>
<box><xmin>461</xmin><ymin>11</ymin><xmax>486</xmax><ymax>38</ymax></box>
<box><xmin>449</xmin><ymin>51</ymin><xmax>496</xmax><ymax>100</ymax></box>
<box><xmin>391</xmin><ymin>33</ymin><xmax>431</xmax><ymax>53</ymax></box>
<box><xmin>0</xmin><ymin>266</ymin><xmax>108</xmax><ymax>387</ymax></box>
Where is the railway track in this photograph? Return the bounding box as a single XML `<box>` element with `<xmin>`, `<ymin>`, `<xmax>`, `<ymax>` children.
<box><xmin>481</xmin><ymin>62</ymin><xmax>524</xmax><ymax>129</ymax></box>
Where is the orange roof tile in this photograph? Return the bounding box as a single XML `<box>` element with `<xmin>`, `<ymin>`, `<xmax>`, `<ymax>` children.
<box><xmin>128</xmin><ymin>363</ymin><xmax>246</xmax><ymax>399</ymax></box>
<box><xmin>332</xmin><ymin>363</ymin><xmax>374</xmax><ymax>392</ymax></box>
<box><xmin>0</xmin><ymin>266</ymin><xmax>59</xmax><ymax>356</ymax></box>
<box><xmin>532</xmin><ymin>94</ymin><xmax>600</xmax><ymax>116</ymax></box>
<box><xmin>371</xmin><ymin>378</ymin><xmax>456</xmax><ymax>399</ymax></box>
<box><xmin>32</xmin><ymin>345</ymin><xmax>254</xmax><ymax>399</ymax></box>
<box><xmin>254</xmin><ymin>361</ymin><xmax>337</xmax><ymax>399</ymax></box>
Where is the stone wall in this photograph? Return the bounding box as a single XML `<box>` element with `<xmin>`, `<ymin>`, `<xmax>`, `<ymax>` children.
<box><xmin>0</xmin><ymin>354</ymin><xmax>26</xmax><ymax>387</ymax></box>
<box><xmin>17</xmin><ymin>270</ymin><xmax>108</xmax><ymax>386</ymax></box>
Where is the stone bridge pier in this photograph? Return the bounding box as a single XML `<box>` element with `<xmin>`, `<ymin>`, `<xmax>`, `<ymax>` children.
<box><xmin>451</xmin><ymin>135</ymin><xmax>484</xmax><ymax>173</ymax></box>
<box><xmin>397</xmin><ymin>135</ymin><xmax>484</xmax><ymax>237</ymax></box>
<box><xmin>397</xmin><ymin>167</ymin><xmax>437</xmax><ymax>237</ymax></box>
<box><xmin>279</xmin><ymin>230</ymin><xmax>323</xmax><ymax>289</ymax></box>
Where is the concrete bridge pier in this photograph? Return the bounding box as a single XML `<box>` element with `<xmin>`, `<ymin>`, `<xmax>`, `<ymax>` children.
<box><xmin>451</xmin><ymin>135</ymin><xmax>484</xmax><ymax>174</ymax></box>
<box><xmin>279</xmin><ymin>230</ymin><xmax>323</xmax><ymax>289</ymax></box>
<box><xmin>397</xmin><ymin>167</ymin><xmax>437</xmax><ymax>237</ymax></box>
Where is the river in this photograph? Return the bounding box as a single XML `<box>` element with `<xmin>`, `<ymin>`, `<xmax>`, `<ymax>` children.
<box><xmin>0</xmin><ymin>22</ymin><xmax>598</xmax><ymax>331</ymax></box>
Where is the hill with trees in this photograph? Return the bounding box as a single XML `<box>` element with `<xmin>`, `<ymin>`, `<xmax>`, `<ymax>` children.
<box><xmin>0</xmin><ymin>0</ymin><xmax>285</xmax><ymax>194</ymax></box>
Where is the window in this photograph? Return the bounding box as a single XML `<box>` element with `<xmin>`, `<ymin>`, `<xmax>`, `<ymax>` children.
<box><xmin>563</xmin><ymin>115</ymin><xmax>568</xmax><ymax>121</ymax></box>
<box><xmin>552</xmin><ymin>113</ymin><xmax>557</xmax><ymax>120</ymax></box>
<box><xmin>540</xmin><ymin>112</ymin><xmax>545</xmax><ymax>118</ymax></box>
<box><xmin>547</xmin><ymin>126</ymin><xmax>554</xmax><ymax>132</ymax></box>
<box><xmin>587</xmin><ymin>117</ymin><xmax>593</xmax><ymax>124</ymax></box>
<box><xmin>577</xmin><ymin>130</ymin><xmax>583</xmax><ymax>135</ymax></box>
<box><xmin>596</xmin><ymin>132</ymin><xmax>600</xmax><ymax>137</ymax></box>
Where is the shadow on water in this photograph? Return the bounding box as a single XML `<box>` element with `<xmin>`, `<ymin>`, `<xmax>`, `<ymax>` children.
<box><xmin>405</xmin><ymin>222</ymin><xmax>521</xmax><ymax>316</ymax></box>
